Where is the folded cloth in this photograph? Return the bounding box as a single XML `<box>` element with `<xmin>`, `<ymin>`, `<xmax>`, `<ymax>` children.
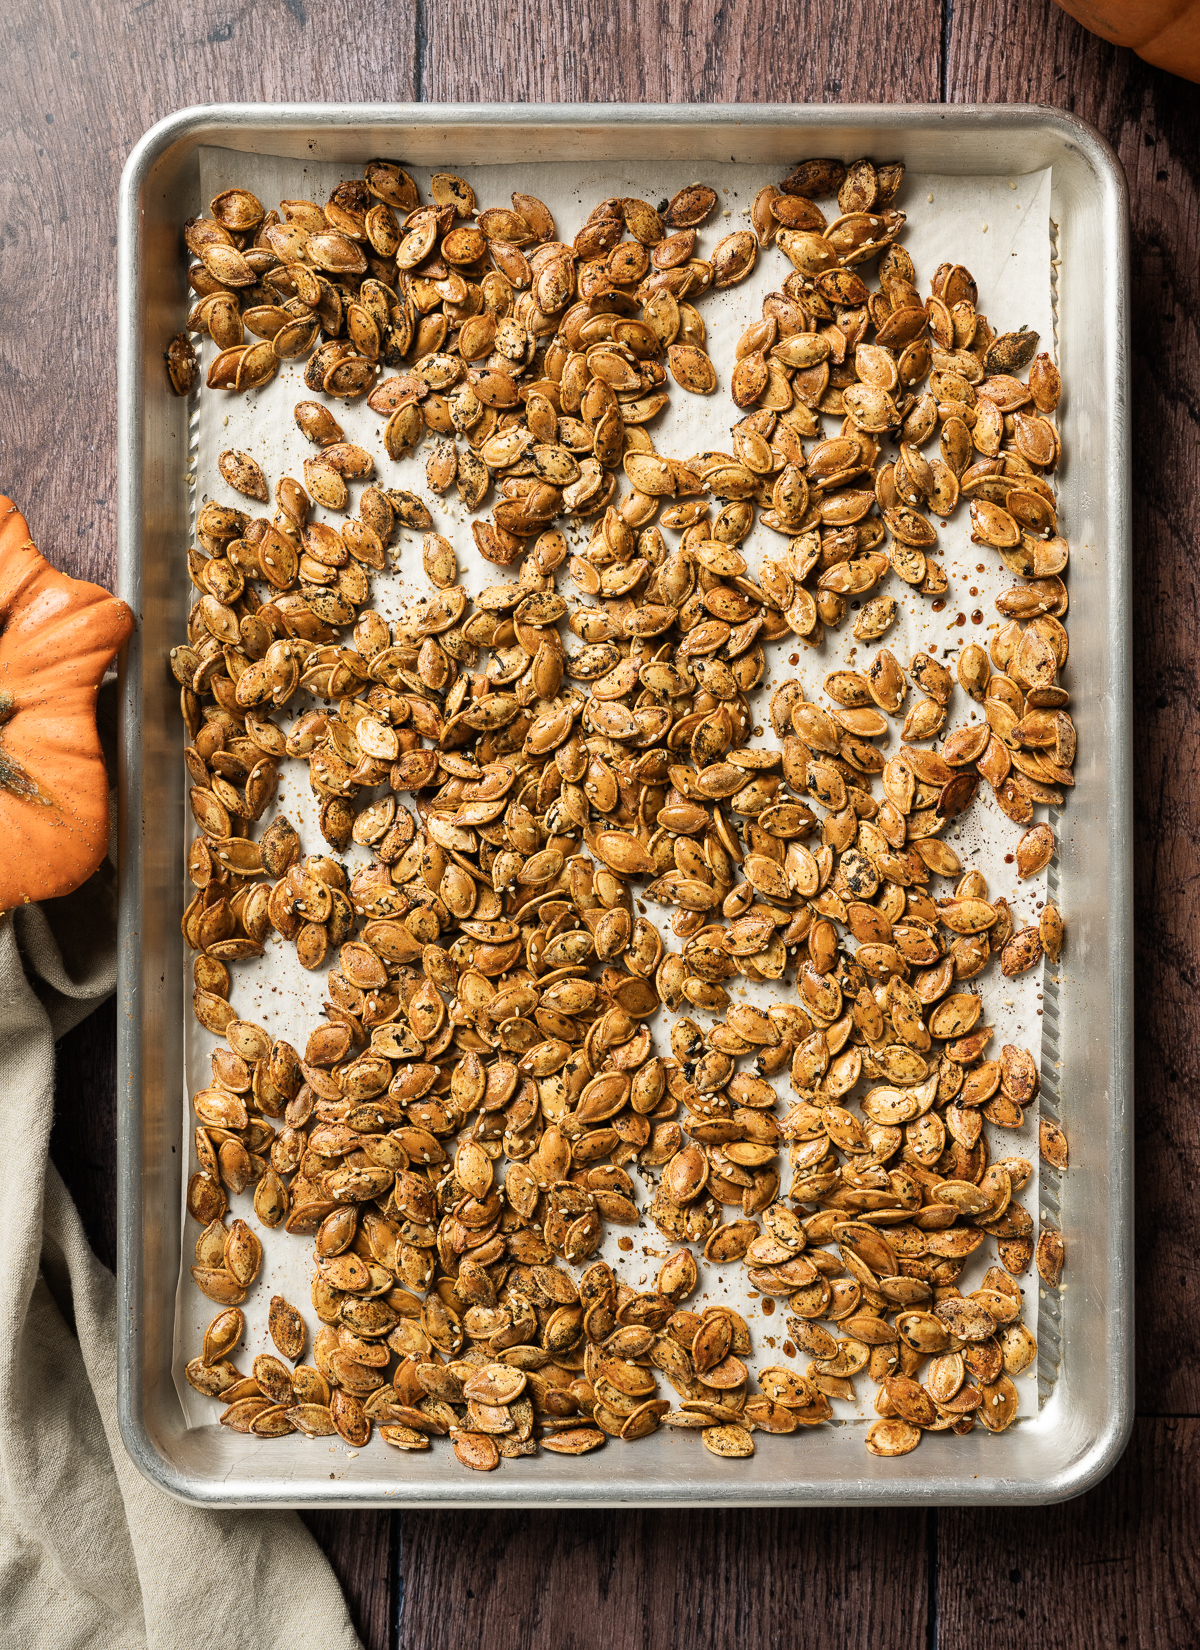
<box><xmin>0</xmin><ymin>832</ymin><xmax>362</xmax><ymax>1648</ymax></box>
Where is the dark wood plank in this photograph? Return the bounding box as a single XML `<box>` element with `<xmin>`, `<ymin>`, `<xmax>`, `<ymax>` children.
<box><xmin>400</xmin><ymin>1506</ymin><xmax>930</xmax><ymax>1650</ymax></box>
<box><xmin>0</xmin><ymin>0</ymin><xmax>419</xmax><ymax>590</ymax></box>
<box><xmin>948</xmin><ymin>0</ymin><xmax>1200</xmax><ymax>1414</ymax></box>
<box><xmin>302</xmin><ymin>1508</ymin><xmax>398</xmax><ymax>1650</ymax></box>
<box><xmin>420</xmin><ymin>0</ymin><xmax>943</xmax><ymax>104</ymax></box>
<box><xmin>939</xmin><ymin>1417</ymin><xmax>1200</xmax><ymax>1650</ymax></box>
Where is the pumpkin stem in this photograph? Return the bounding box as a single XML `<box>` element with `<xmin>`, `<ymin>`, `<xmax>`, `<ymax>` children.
<box><xmin>0</xmin><ymin>692</ymin><xmax>54</xmax><ymax>806</ymax></box>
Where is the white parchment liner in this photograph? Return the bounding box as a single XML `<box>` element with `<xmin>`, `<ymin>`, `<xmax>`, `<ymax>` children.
<box><xmin>173</xmin><ymin>149</ymin><xmax>1058</xmax><ymax>1440</ymax></box>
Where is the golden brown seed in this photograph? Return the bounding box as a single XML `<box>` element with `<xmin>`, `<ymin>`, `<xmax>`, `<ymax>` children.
<box><xmin>166</xmin><ymin>333</ymin><xmax>198</xmax><ymax>395</ymax></box>
<box><xmin>269</xmin><ymin>1295</ymin><xmax>306</xmax><ymax>1361</ymax></box>
<box><xmin>1037</xmin><ymin>1230</ymin><xmax>1065</xmax><ymax>1287</ymax></box>
<box><xmin>217</xmin><ymin>449</ymin><xmax>268</xmax><ymax>501</ymax></box>
<box><xmin>452</xmin><ymin>1430</ymin><xmax>500</xmax><ymax>1471</ymax></box>
<box><xmin>202</xmin><ymin>1309</ymin><xmax>244</xmax><ymax>1367</ymax></box>
<box><xmin>667</xmin><ymin>345</ymin><xmax>718</xmax><ymax>394</ymax></box>
<box><xmin>865</xmin><ymin>1418</ymin><xmax>921</xmax><ymax>1456</ymax></box>
<box><xmin>701</xmin><ymin>1423</ymin><xmax>755</xmax><ymax>1458</ymax></box>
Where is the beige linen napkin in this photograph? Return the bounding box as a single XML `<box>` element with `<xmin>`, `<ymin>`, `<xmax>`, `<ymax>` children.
<box><xmin>0</xmin><ymin>698</ymin><xmax>363</xmax><ymax>1649</ymax></box>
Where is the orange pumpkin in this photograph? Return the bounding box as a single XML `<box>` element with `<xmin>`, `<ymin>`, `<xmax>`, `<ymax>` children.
<box><xmin>0</xmin><ymin>497</ymin><xmax>135</xmax><ymax>911</ymax></box>
<box><xmin>1052</xmin><ymin>0</ymin><xmax>1200</xmax><ymax>81</ymax></box>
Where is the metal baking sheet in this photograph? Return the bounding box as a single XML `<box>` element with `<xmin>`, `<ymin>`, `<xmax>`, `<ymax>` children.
<box><xmin>116</xmin><ymin>103</ymin><xmax>1132</xmax><ymax>1508</ymax></box>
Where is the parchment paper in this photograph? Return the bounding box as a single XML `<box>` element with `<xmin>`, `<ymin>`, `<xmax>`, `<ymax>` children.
<box><xmin>174</xmin><ymin>149</ymin><xmax>1057</xmax><ymax>1436</ymax></box>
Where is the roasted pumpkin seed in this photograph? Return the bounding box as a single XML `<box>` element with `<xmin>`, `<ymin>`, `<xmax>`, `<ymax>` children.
<box><xmin>178</xmin><ymin>155</ymin><xmax>1063</xmax><ymax>1475</ymax></box>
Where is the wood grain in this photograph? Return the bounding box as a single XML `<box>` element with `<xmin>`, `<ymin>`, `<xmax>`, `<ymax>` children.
<box><xmin>399</xmin><ymin>1506</ymin><xmax>930</xmax><ymax>1650</ymax></box>
<box><xmin>420</xmin><ymin>0</ymin><xmax>943</xmax><ymax>103</ymax></box>
<box><xmin>947</xmin><ymin>0</ymin><xmax>1200</xmax><ymax>1413</ymax></box>
<box><xmin>302</xmin><ymin>1508</ymin><xmax>398</xmax><ymax>1650</ymax></box>
<box><xmin>938</xmin><ymin>1418</ymin><xmax>1200</xmax><ymax>1650</ymax></box>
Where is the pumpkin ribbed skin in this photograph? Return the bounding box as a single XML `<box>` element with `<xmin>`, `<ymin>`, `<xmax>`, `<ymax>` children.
<box><xmin>1053</xmin><ymin>0</ymin><xmax>1200</xmax><ymax>81</ymax></box>
<box><xmin>0</xmin><ymin>497</ymin><xmax>135</xmax><ymax>911</ymax></box>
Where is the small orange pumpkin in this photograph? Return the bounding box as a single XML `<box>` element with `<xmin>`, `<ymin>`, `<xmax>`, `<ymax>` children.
<box><xmin>0</xmin><ymin>497</ymin><xmax>135</xmax><ymax>911</ymax></box>
<box><xmin>1051</xmin><ymin>0</ymin><xmax>1200</xmax><ymax>81</ymax></box>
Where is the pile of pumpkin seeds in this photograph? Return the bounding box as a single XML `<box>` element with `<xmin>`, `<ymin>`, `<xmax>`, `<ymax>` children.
<box><xmin>175</xmin><ymin>155</ymin><xmax>1068</xmax><ymax>1468</ymax></box>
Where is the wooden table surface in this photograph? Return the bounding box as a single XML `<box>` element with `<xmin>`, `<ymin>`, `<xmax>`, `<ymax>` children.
<box><xmin>5</xmin><ymin>1</ymin><xmax>1196</xmax><ymax>1644</ymax></box>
